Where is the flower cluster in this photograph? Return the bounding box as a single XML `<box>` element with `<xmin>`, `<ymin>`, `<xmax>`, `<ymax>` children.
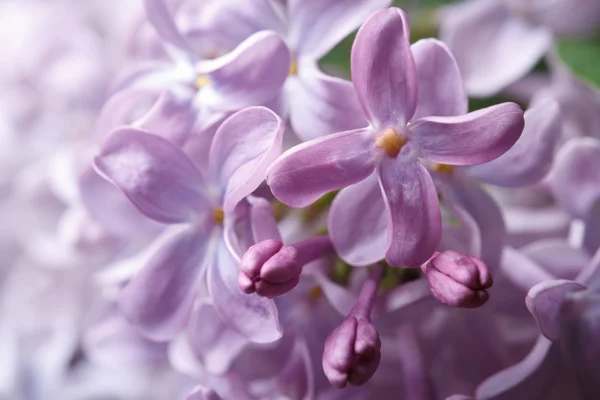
<box><xmin>1</xmin><ymin>0</ymin><xmax>600</xmax><ymax>399</ymax></box>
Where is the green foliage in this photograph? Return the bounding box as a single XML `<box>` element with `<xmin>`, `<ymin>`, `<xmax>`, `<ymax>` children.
<box><xmin>556</xmin><ymin>37</ymin><xmax>600</xmax><ymax>90</ymax></box>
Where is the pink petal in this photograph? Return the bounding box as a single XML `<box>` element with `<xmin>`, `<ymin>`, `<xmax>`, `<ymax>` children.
<box><xmin>475</xmin><ymin>336</ymin><xmax>560</xmax><ymax>399</ymax></box>
<box><xmin>329</xmin><ymin>173</ymin><xmax>388</xmax><ymax>267</ymax></box>
<box><xmin>378</xmin><ymin>159</ymin><xmax>441</xmax><ymax>267</ymax></box>
<box><xmin>412</xmin><ymin>102</ymin><xmax>524</xmax><ymax>166</ymax></box>
<box><xmin>208</xmin><ymin>242</ymin><xmax>282</xmax><ymax>343</ymax></box>
<box><xmin>526</xmin><ymin>279</ymin><xmax>587</xmax><ymax>341</ymax></box>
<box><xmin>94</xmin><ymin>128</ymin><xmax>209</xmax><ymax>224</ymax></box>
<box><xmin>549</xmin><ymin>137</ymin><xmax>600</xmax><ymax>218</ymax></box>
<box><xmin>287</xmin><ymin>0</ymin><xmax>391</xmax><ymax>59</ymax></box>
<box><xmin>351</xmin><ymin>7</ymin><xmax>417</xmax><ymax>127</ymax></box>
<box><xmin>411</xmin><ymin>38</ymin><xmax>467</xmax><ymax>120</ymax></box>
<box><xmin>119</xmin><ymin>224</ymin><xmax>211</xmax><ymax>341</ymax></box>
<box><xmin>267</xmin><ymin>128</ymin><xmax>377</xmax><ymax>207</ymax></box>
<box><xmin>287</xmin><ymin>60</ymin><xmax>367</xmax><ymax>141</ymax></box>
<box><xmin>209</xmin><ymin>107</ymin><xmax>284</xmax><ymax>213</ymax></box>
<box><xmin>440</xmin><ymin>0</ymin><xmax>552</xmax><ymax>97</ymax></box>
<box><xmin>197</xmin><ymin>31</ymin><xmax>290</xmax><ymax>111</ymax></box>
<box><xmin>469</xmin><ymin>100</ymin><xmax>561</xmax><ymax>187</ymax></box>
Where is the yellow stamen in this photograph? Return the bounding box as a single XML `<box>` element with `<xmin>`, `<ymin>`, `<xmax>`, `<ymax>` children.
<box><xmin>212</xmin><ymin>208</ymin><xmax>224</xmax><ymax>224</ymax></box>
<box><xmin>306</xmin><ymin>285</ymin><xmax>322</xmax><ymax>300</ymax></box>
<box><xmin>433</xmin><ymin>163</ymin><xmax>454</xmax><ymax>175</ymax></box>
<box><xmin>195</xmin><ymin>75</ymin><xmax>210</xmax><ymax>89</ymax></box>
<box><xmin>289</xmin><ymin>60</ymin><xmax>297</xmax><ymax>76</ymax></box>
<box><xmin>375</xmin><ymin>128</ymin><xmax>405</xmax><ymax>156</ymax></box>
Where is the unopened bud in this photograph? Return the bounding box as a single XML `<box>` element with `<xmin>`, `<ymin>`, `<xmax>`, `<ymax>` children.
<box><xmin>422</xmin><ymin>250</ymin><xmax>493</xmax><ymax>308</ymax></box>
<box><xmin>238</xmin><ymin>239</ymin><xmax>301</xmax><ymax>298</ymax></box>
<box><xmin>322</xmin><ymin>316</ymin><xmax>381</xmax><ymax>388</ymax></box>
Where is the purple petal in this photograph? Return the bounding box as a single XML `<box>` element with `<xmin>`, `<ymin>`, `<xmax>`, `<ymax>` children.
<box><xmin>198</xmin><ymin>0</ymin><xmax>284</xmax><ymax>49</ymax></box>
<box><xmin>521</xmin><ymin>239</ymin><xmax>590</xmax><ymax>281</ymax></box>
<box><xmin>526</xmin><ymin>279</ymin><xmax>587</xmax><ymax>341</ymax></box>
<box><xmin>469</xmin><ymin>101</ymin><xmax>561</xmax><ymax>187</ymax></box>
<box><xmin>500</xmin><ymin>247</ymin><xmax>556</xmax><ymax>292</ymax></box>
<box><xmin>287</xmin><ymin>0</ymin><xmax>391</xmax><ymax>59</ymax></box>
<box><xmin>143</xmin><ymin>0</ymin><xmax>190</xmax><ymax>51</ymax></box>
<box><xmin>287</xmin><ymin>60</ymin><xmax>367</xmax><ymax>141</ymax></box>
<box><xmin>119</xmin><ymin>224</ymin><xmax>211</xmax><ymax>340</ymax></box>
<box><xmin>134</xmin><ymin>90</ymin><xmax>196</xmax><ymax>145</ymax></box>
<box><xmin>78</xmin><ymin>166</ymin><xmax>163</xmax><ymax>239</ymax></box>
<box><xmin>351</xmin><ymin>7</ymin><xmax>417</xmax><ymax>127</ymax></box>
<box><xmin>550</xmin><ymin>137</ymin><xmax>600</xmax><ymax>218</ymax></box>
<box><xmin>329</xmin><ymin>173</ymin><xmax>387</xmax><ymax>267</ymax></box>
<box><xmin>440</xmin><ymin>0</ymin><xmax>552</xmax><ymax>96</ymax></box>
<box><xmin>378</xmin><ymin>159</ymin><xmax>441</xmax><ymax>267</ymax></box>
<box><xmin>267</xmin><ymin>128</ymin><xmax>377</xmax><ymax>207</ymax></box>
<box><xmin>559</xmin><ymin>290</ymin><xmax>600</xmax><ymax>396</ymax></box>
<box><xmin>475</xmin><ymin>336</ymin><xmax>560</xmax><ymax>400</ymax></box>
<box><xmin>247</xmin><ymin>196</ymin><xmax>281</xmax><ymax>242</ymax></box>
<box><xmin>197</xmin><ymin>31</ymin><xmax>290</xmax><ymax>111</ymax></box>
<box><xmin>94</xmin><ymin>128</ymin><xmax>209</xmax><ymax>224</ymax></box>
<box><xmin>208</xmin><ymin>242</ymin><xmax>282</xmax><ymax>343</ymax></box>
<box><xmin>209</xmin><ymin>107</ymin><xmax>284</xmax><ymax>212</ymax></box>
<box><xmin>186</xmin><ymin>301</ymin><xmax>248</xmax><ymax>374</ymax></box>
<box><xmin>445</xmin><ymin>175</ymin><xmax>506</xmax><ymax>269</ymax></box>
<box><xmin>412</xmin><ymin>103</ymin><xmax>524</xmax><ymax>166</ymax></box>
<box><xmin>411</xmin><ymin>38</ymin><xmax>467</xmax><ymax>120</ymax></box>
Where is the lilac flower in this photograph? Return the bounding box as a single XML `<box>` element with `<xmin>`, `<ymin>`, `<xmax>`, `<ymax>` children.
<box><xmin>153</xmin><ymin>0</ymin><xmax>391</xmax><ymax>140</ymax></box>
<box><xmin>421</xmin><ymin>250</ymin><xmax>493</xmax><ymax>308</ymax></box>
<box><xmin>94</xmin><ymin>107</ymin><xmax>284</xmax><ymax>342</ymax></box>
<box><xmin>440</xmin><ymin>0</ymin><xmax>600</xmax><ymax>96</ymax></box>
<box><xmin>268</xmin><ymin>8</ymin><xmax>524</xmax><ymax>268</ymax></box>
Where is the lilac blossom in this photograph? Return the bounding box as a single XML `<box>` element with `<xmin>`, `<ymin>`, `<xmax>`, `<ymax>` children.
<box><xmin>94</xmin><ymin>107</ymin><xmax>284</xmax><ymax>342</ymax></box>
<box><xmin>268</xmin><ymin>8</ymin><xmax>524</xmax><ymax>268</ymax></box>
<box><xmin>440</xmin><ymin>0</ymin><xmax>600</xmax><ymax>96</ymax></box>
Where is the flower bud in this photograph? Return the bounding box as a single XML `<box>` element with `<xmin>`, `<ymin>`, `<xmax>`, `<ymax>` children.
<box><xmin>322</xmin><ymin>316</ymin><xmax>381</xmax><ymax>388</ymax></box>
<box><xmin>422</xmin><ymin>250</ymin><xmax>493</xmax><ymax>308</ymax></box>
<box><xmin>238</xmin><ymin>239</ymin><xmax>301</xmax><ymax>298</ymax></box>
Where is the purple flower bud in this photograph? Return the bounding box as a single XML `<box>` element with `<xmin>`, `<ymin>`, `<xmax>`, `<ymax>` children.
<box><xmin>322</xmin><ymin>267</ymin><xmax>382</xmax><ymax>388</ymax></box>
<box><xmin>238</xmin><ymin>239</ymin><xmax>301</xmax><ymax>298</ymax></box>
<box><xmin>422</xmin><ymin>250</ymin><xmax>493</xmax><ymax>308</ymax></box>
<box><xmin>322</xmin><ymin>316</ymin><xmax>382</xmax><ymax>389</ymax></box>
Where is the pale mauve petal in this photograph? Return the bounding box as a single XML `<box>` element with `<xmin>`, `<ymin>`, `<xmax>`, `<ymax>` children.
<box><xmin>287</xmin><ymin>60</ymin><xmax>367</xmax><ymax>141</ymax></box>
<box><xmin>329</xmin><ymin>173</ymin><xmax>387</xmax><ymax>267</ymax></box>
<box><xmin>559</xmin><ymin>290</ymin><xmax>600</xmax><ymax>397</ymax></box>
<box><xmin>469</xmin><ymin>101</ymin><xmax>561</xmax><ymax>187</ymax></box>
<box><xmin>378</xmin><ymin>159</ymin><xmax>441</xmax><ymax>268</ymax></box>
<box><xmin>440</xmin><ymin>0</ymin><xmax>552</xmax><ymax>97</ymax></box>
<box><xmin>549</xmin><ymin>137</ymin><xmax>600</xmax><ymax>218</ymax></box>
<box><xmin>186</xmin><ymin>300</ymin><xmax>248</xmax><ymax>374</ymax></box>
<box><xmin>412</xmin><ymin>103</ymin><xmax>524</xmax><ymax>166</ymax></box>
<box><xmin>526</xmin><ymin>279</ymin><xmax>587</xmax><ymax>341</ymax></box>
<box><xmin>351</xmin><ymin>7</ymin><xmax>417</xmax><ymax>127</ymax></box>
<box><xmin>119</xmin><ymin>224</ymin><xmax>212</xmax><ymax>341</ymax></box>
<box><xmin>287</xmin><ymin>0</ymin><xmax>391</xmax><ymax>59</ymax></box>
<box><xmin>475</xmin><ymin>336</ymin><xmax>560</xmax><ymax>400</ymax></box>
<box><xmin>267</xmin><ymin>128</ymin><xmax>377</xmax><ymax>207</ymax></box>
<box><xmin>411</xmin><ymin>38</ymin><xmax>467</xmax><ymax>120</ymax></box>
<box><xmin>208</xmin><ymin>107</ymin><xmax>284</xmax><ymax>212</ymax></box>
<box><xmin>94</xmin><ymin>127</ymin><xmax>209</xmax><ymax>224</ymax></box>
<box><xmin>208</xmin><ymin>242</ymin><xmax>282</xmax><ymax>343</ymax></box>
<box><xmin>197</xmin><ymin>31</ymin><xmax>290</xmax><ymax>112</ymax></box>
<box><xmin>143</xmin><ymin>0</ymin><xmax>190</xmax><ymax>51</ymax></box>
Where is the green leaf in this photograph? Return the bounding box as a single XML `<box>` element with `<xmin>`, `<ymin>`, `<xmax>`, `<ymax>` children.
<box><xmin>556</xmin><ymin>37</ymin><xmax>600</xmax><ymax>90</ymax></box>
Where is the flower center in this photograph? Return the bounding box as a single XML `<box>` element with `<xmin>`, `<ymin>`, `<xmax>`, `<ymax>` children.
<box><xmin>375</xmin><ymin>128</ymin><xmax>405</xmax><ymax>156</ymax></box>
<box><xmin>433</xmin><ymin>163</ymin><xmax>454</xmax><ymax>175</ymax></box>
<box><xmin>289</xmin><ymin>60</ymin><xmax>298</xmax><ymax>76</ymax></box>
<box><xmin>306</xmin><ymin>285</ymin><xmax>323</xmax><ymax>300</ymax></box>
<box><xmin>212</xmin><ymin>208</ymin><xmax>224</xmax><ymax>224</ymax></box>
<box><xmin>195</xmin><ymin>75</ymin><xmax>210</xmax><ymax>90</ymax></box>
